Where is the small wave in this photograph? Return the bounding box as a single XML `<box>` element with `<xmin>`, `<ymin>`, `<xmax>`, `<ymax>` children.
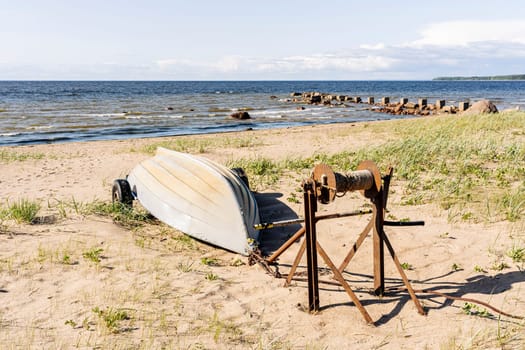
<box><xmin>67</xmin><ymin>113</ymin><xmax>127</xmax><ymax>118</ymax></box>
<box><xmin>251</xmin><ymin>107</ymin><xmax>317</xmax><ymax>117</ymax></box>
<box><xmin>305</xmin><ymin>116</ymin><xmax>333</xmax><ymax>120</ymax></box>
<box><xmin>308</xmin><ymin>111</ymin><xmax>326</xmax><ymax>116</ymax></box>
<box><xmin>90</xmin><ymin>113</ymin><xmax>127</xmax><ymax>118</ymax></box>
<box><xmin>124</xmin><ymin>111</ymin><xmax>143</xmax><ymax>116</ymax></box>
<box><xmin>125</xmin><ymin>114</ymin><xmax>185</xmax><ymax>120</ymax></box>
<box><xmin>0</xmin><ymin>132</ymin><xmax>20</xmax><ymax>137</ymax></box>
<box><xmin>208</xmin><ymin>107</ymin><xmax>232</xmax><ymax>113</ymax></box>
<box><xmin>124</xmin><ymin>114</ymin><xmax>157</xmax><ymax>120</ymax></box>
<box><xmin>27</xmin><ymin>125</ymin><xmax>54</xmax><ymax>130</ymax></box>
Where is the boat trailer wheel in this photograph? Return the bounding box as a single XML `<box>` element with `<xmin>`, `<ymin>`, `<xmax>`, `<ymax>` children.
<box><xmin>112</xmin><ymin>179</ymin><xmax>133</xmax><ymax>207</ymax></box>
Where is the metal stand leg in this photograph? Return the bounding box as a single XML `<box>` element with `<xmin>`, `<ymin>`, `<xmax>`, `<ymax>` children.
<box><xmin>316</xmin><ymin>242</ymin><xmax>373</xmax><ymax>323</ymax></box>
<box><xmin>383</xmin><ymin>231</ymin><xmax>426</xmax><ymax>315</ymax></box>
<box><xmin>304</xmin><ymin>183</ymin><xmax>319</xmax><ymax>313</ymax></box>
<box><xmin>373</xmin><ymin>192</ymin><xmax>385</xmax><ymax>297</ymax></box>
<box><xmin>338</xmin><ymin>220</ymin><xmax>373</xmax><ymax>273</ymax></box>
<box><xmin>285</xmin><ymin>239</ymin><xmax>306</xmax><ymax>287</ymax></box>
<box><xmin>266</xmin><ymin>227</ymin><xmax>305</xmax><ymax>264</ymax></box>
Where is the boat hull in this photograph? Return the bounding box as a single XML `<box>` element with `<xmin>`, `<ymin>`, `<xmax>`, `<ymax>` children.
<box><xmin>126</xmin><ymin>148</ymin><xmax>260</xmax><ymax>255</ymax></box>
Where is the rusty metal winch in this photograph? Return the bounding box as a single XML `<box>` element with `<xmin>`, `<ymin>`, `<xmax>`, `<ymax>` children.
<box><xmin>262</xmin><ymin>160</ymin><xmax>426</xmax><ymax>324</ymax></box>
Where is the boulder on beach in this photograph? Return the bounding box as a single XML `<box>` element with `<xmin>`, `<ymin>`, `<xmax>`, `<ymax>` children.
<box><xmin>441</xmin><ymin>105</ymin><xmax>456</xmax><ymax>114</ymax></box>
<box><xmin>463</xmin><ymin>100</ymin><xmax>498</xmax><ymax>115</ymax></box>
<box><xmin>230</xmin><ymin>111</ymin><xmax>251</xmax><ymax>120</ymax></box>
<box><xmin>310</xmin><ymin>95</ymin><xmax>322</xmax><ymax>104</ymax></box>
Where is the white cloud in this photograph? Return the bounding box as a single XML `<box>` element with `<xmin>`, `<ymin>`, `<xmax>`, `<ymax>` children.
<box><xmin>411</xmin><ymin>20</ymin><xmax>525</xmax><ymax>47</ymax></box>
<box><xmin>156</xmin><ymin>56</ymin><xmax>245</xmax><ymax>74</ymax></box>
<box><xmin>280</xmin><ymin>54</ymin><xmax>396</xmax><ymax>72</ymax></box>
<box><xmin>16</xmin><ymin>19</ymin><xmax>522</xmax><ymax>79</ymax></box>
<box><xmin>214</xmin><ymin>56</ymin><xmax>242</xmax><ymax>72</ymax></box>
<box><xmin>359</xmin><ymin>43</ymin><xmax>386</xmax><ymax>50</ymax></box>
<box><xmin>293</xmin><ymin>51</ymin><xmax>396</xmax><ymax>72</ymax></box>
<box><xmin>156</xmin><ymin>58</ymin><xmax>193</xmax><ymax>70</ymax></box>
<box><xmin>155</xmin><ymin>53</ymin><xmax>397</xmax><ymax>79</ymax></box>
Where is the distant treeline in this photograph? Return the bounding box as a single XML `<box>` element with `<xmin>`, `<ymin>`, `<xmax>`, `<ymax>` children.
<box><xmin>433</xmin><ymin>74</ymin><xmax>525</xmax><ymax>81</ymax></box>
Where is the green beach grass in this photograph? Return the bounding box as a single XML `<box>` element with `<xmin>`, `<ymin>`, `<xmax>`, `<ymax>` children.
<box><xmin>228</xmin><ymin>111</ymin><xmax>525</xmax><ymax>222</ymax></box>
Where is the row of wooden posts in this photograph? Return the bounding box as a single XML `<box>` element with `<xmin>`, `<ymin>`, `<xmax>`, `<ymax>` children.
<box><xmin>369</xmin><ymin>97</ymin><xmax>470</xmax><ymax>111</ymax></box>
<box><xmin>292</xmin><ymin>92</ymin><xmax>471</xmax><ymax>111</ymax></box>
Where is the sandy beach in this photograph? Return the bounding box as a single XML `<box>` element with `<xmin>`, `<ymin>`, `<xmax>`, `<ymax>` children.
<box><xmin>1</xmin><ymin>117</ymin><xmax>524</xmax><ymax>349</ymax></box>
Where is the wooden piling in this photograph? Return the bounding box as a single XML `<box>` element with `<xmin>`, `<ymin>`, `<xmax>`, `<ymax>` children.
<box><xmin>458</xmin><ymin>101</ymin><xmax>469</xmax><ymax>111</ymax></box>
<box><xmin>381</xmin><ymin>97</ymin><xmax>390</xmax><ymax>105</ymax></box>
<box><xmin>367</xmin><ymin>97</ymin><xmax>375</xmax><ymax>104</ymax></box>
<box><xmin>436</xmin><ymin>99</ymin><xmax>445</xmax><ymax>109</ymax></box>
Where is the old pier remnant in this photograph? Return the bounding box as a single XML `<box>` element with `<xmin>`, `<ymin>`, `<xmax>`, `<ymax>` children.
<box><xmin>285</xmin><ymin>92</ymin><xmax>497</xmax><ymax>117</ymax></box>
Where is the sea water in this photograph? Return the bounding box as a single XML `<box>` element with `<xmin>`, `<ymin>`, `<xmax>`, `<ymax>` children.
<box><xmin>0</xmin><ymin>80</ymin><xmax>523</xmax><ymax>146</ymax></box>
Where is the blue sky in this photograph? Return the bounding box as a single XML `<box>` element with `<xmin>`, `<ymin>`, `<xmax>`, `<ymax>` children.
<box><xmin>1</xmin><ymin>0</ymin><xmax>524</xmax><ymax>80</ymax></box>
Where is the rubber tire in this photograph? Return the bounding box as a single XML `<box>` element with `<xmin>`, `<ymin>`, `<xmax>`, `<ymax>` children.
<box><xmin>231</xmin><ymin>167</ymin><xmax>250</xmax><ymax>190</ymax></box>
<box><xmin>112</xmin><ymin>179</ymin><xmax>133</xmax><ymax>207</ymax></box>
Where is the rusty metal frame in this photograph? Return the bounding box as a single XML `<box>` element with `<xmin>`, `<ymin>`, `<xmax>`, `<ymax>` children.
<box><xmin>268</xmin><ymin>162</ymin><xmax>426</xmax><ymax>324</ymax></box>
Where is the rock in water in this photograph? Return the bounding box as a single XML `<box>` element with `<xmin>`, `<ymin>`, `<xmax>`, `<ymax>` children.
<box><xmin>464</xmin><ymin>100</ymin><xmax>498</xmax><ymax>114</ymax></box>
<box><xmin>230</xmin><ymin>111</ymin><xmax>251</xmax><ymax>120</ymax></box>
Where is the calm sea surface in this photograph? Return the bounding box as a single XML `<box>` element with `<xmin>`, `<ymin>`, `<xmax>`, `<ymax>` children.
<box><xmin>0</xmin><ymin>80</ymin><xmax>523</xmax><ymax>146</ymax></box>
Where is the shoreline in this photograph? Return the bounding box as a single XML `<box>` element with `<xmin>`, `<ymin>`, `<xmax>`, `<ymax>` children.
<box><xmin>1</xmin><ymin>118</ymin><xmax>391</xmax><ymax>153</ymax></box>
<box><xmin>2</xmin><ymin>120</ymin><xmax>389</xmax><ymax>203</ymax></box>
<box><xmin>0</xmin><ymin>109</ymin><xmax>407</xmax><ymax>148</ymax></box>
<box><xmin>2</xmin><ymin>80</ymin><xmax>523</xmax><ymax>147</ymax></box>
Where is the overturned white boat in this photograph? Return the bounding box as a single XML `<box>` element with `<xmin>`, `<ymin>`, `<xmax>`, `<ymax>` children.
<box><xmin>112</xmin><ymin>147</ymin><xmax>260</xmax><ymax>255</ymax></box>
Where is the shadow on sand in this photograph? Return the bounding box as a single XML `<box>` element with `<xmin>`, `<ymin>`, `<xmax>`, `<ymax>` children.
<box><xmin>254</xmin><ymin>192</ymin><xmax>525</xmax><ymax>325</ymax></box>
<box><xmin>288</xmin><ymin>267</ymin><xmax>525</xmax><ymax>326</ymax></box>
<box><xmin>254</xmin><ymin>192</ymin><xmax>302</xmax><ymax>256</ymax></box>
